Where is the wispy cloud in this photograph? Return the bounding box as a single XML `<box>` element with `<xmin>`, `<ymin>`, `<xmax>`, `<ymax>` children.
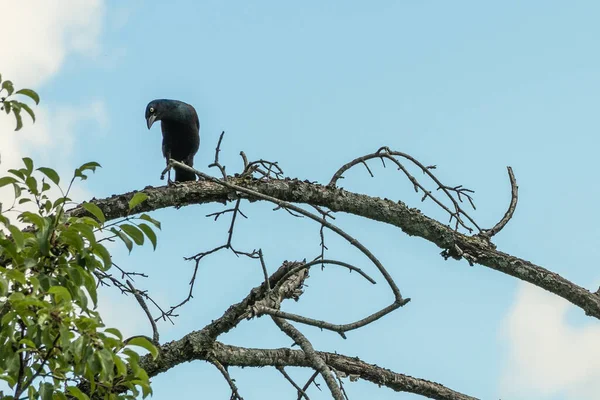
<box><xmin>500</xmin><ymin>283</ymin><xmax>600</xmax><ymax>399</ymax></box>
<box><xmin>0</xmin><ymin>1</ymin><xmax>108</xmax><ymax>208</ymax></box>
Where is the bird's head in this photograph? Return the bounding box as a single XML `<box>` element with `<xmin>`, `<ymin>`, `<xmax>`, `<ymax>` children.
<box><xmin>145</xmin><ymin>99</ymin><xmax>199</xmax><ymax>130</ymax></box>
<box><xmin>145</xmin><ymin>100</ymin><xmax>165</xmax><ymax>129</ymax></box>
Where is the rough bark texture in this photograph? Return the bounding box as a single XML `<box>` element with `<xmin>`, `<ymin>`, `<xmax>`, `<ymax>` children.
<box><xmin>139</xmin><ymin>341</ymin><xmax>478</xmax><ymax>400</ymax></box>
<box><xmin>68</xmin><ymin>177</ymin><xmax>600</xmax><ymax>320</ymax></box>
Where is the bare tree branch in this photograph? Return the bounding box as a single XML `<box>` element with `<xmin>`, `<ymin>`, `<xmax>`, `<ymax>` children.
<box><xmin>480</xmin><ymin>166</ymin><xmax>518</xmax><ymax>239</ymax></box>
<box><xmin>67</xmin><ymin>176</ymin><xmax>600</xmax><ymax>321</ymax></box>
<box><xmin>135</xmin><ymin>340</ymin><xmax>478</xmax><ymax>400</ymax></box>
<box><xmin>272</xmin><ymin>316</ymin><xmax>344</xmax><ymax>400</ymax></box>
<box><xmin>208</xmin><ymin>357</ymin><xmax>244</xmax><ymax>400</ymax></box>
<box><xmin>208</xmin><ymin>131</ymin><xmax>228</xmax><ymax>179</ymax></box>
<box><xmin>328</xmin><ymin>146</ymin><xmax>480</xmax><ymax>232</ymax></box>
<box><xmin>126</xmin><ymin>280</ymin><xmax>159</xmax><ymax>344</ymax></box>
<box><xmin>276</xmin><ymin>366</ymin><xmax>310</xmax><ymax>400</ymax></box>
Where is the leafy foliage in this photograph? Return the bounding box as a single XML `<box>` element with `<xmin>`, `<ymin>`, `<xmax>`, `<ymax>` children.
<box><xmin>0</xmin><ymin>74</ymin><xmax>40</xmax><ymax>131</ymax></box>
<box><xmin>0</xmin><ymin>158</ymin><xmax>160</xmax><ymax>399</ymax></box>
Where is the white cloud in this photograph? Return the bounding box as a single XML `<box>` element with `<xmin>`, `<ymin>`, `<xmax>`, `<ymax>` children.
<box><xmin>1</xmin><ymin>0</ymin><xmax>105</xmax><ymax>87</ymax></box>
<box><xmin>500</xmin><ymin>283</ymin><xmax>600</xmax><ymax>399</ymax></box>
<box><xmin>0</xmin><ymin>1</ymin><xmax>108</xmax><ymax>214</ymax></box>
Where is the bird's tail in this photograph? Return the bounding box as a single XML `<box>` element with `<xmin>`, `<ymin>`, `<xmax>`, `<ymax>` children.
<box><xmin>174</xmin><ymin>167</ymin><xmax>197</xmax><ymax>182</ymax></box>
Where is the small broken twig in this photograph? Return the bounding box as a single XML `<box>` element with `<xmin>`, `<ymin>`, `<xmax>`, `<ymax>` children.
<box><xmin>480</xmin><ymin>166</ymin><xmax>518</xmax><ymax>239</ymax></box>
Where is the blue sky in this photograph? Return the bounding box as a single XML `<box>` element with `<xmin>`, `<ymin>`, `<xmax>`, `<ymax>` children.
<box><xmin>3</xmin><ymin>1</ymin><xmax>600</xmax><ymax>399</ymax></box>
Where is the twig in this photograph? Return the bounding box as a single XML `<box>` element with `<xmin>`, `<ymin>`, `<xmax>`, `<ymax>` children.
<box><xmin>127</xmin><ymin>280</ymin><xmax>159</xmax><ymax>344</ymax></box>
<box><xmin>311</xmin><ymin>206</ymin><xmax>335</xmax><ymax>269</ymax></box>
<box><xmin>208</xmin><ymin>131</ymin><xmax>228</xmax><ymax>179</ymax></box>
<box><xmin>257</xmin><ymin>249</ymin><xmax>270</xmax><ymax>291</ymax></box>
<box><xmin>226</xmin><ymin>198</ymin><xmax>243</xmax><ymax>247</ymax></box>
<box><xmin>276</xmin><ymin>366</ymin><xmax>310</xmax><ymax>400</ymax></box>
<box><xmin>480</xmin><ymin>166</ymin><xmax>518</xmax><ymax>239</ymax></box>
<box><xmin>244</xmin><ymin>159</ymin><xmax>284</xmax><ymax>180</ymax></box>
<box><xmin>278</xmin><ymin>259</ymin><xmax>376</xmax><ymax>287</ymax></box>
<box><xmin>208</xmin><ymin>357</ymin><xmax>243</xmax><ymax>400</ymax></box>
<box><xmin>299</xmin><ymin>371</ymin><xmax>321</xmax><ymax>400</ymax></box>
<box><xmin>328</xmin><ymin>146</ymin><xmax>481</xmax><ymax>232</ymax></box>
<box><xmin>332</xmin><ymin>368</ymin><xmax>350</xmax><ymax>400</ymax></box>
<box><xmin>272</xmin><ymin>317</ymin><xmax>344</xmax><ymax>400</ymax></box>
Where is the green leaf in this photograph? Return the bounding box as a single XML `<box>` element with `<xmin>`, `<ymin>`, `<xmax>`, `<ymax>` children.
<box><xmin>0</xmin><ymin>176</ymin><xmax>17</xmax><ymax>188</ymax></box>
<box><xmin>66</xmin><ymin>266</ymin><xmax>83</xmax><ymax>286</ymax></box>
<box><xmin>139</xmin><ymin>213</ymin><xmax>161</xmax><ymax>229</ymax></box>
<box><xmin>71</xmin><ymin>222</ymin><xmax>96</xmax><ymax>246</ymax></box>
<box><xmin>120</xmin><ymin>224</ymin><xmax>144</xmax><ymax>246</ymax></box>
<box><xmin>0</xmin><ymin>276</ymin><xmax>8</xmax><ymax>296</ymax></box>
<box><xmin>6</xmin><ymin>269</ymin><xmax>26</xmax><ymax>285</ymax></box>
<box><xmin>82</xmin><ymin>267</ymin><xmax>98</xmax><ymax>307</ymax></box>
<box><xmin>8</xmin><ymin>168</ymin><xmax>25</xmax><ymax>180</ymax></box>
<box><xmin>92</xmin><ymin>243</ymin><xmax>112</xmax><ymax>270</ymax></box>
<box><xmin>2</xmin><ymin>80</ymin><xmax>14</xmax><ymax>96</ymax></box>
<box><xmin>139</xmin><ymin>381</ymin><xmax>153</xmax><ymax>398</ymax></box>
<box><xmin>25</xmin><ymin>176</ymin><xmax>38</xmax><ymax>194</ymax></box>
<box><xmin>37</xmin><ymin>167</ymin><xmax>60</xmax><ymax>186</ymax></box>
<box><xmin>67</xmin><ymin>386</ymin><xmax>90</xmax><ymax>400</ymax></box>
<box><xmin>18</xmin><ymin>337</ymin><xmax>37</xmax><ymax>349</ymax></box>
<box><xmin>138</xmin><ymin>223</ymin><xmax>157</xmax><ymax>250</ymax></box>
<box><xmin>0</xmin><ymin>374</ymin><xmax>16</xmax><ymax>388</ymax></box>
<box><xmin>111</xmin><ymin>227</ymin><xmax>133</xmax><ymax>252</ymax></box>
<box><xmin>59</xmin><ymin>229</ymin><xmax>85</xmax><ymax>252</ymax></box>
<box><xmin>7</xmin><ymin>225</ymin><xmax>23</xmax><ymax>250</ymax></box>
<box><xmin>96</xmin><ymin>348</ymin><xmax>115</xmax><ymax>380</ymax></box>
<box><xmin>20</xmin><ymin>211</ymin><xmax>44</xmax><ymax>228</ymax></box>
<box><xmin>104</xmin><ymin>327</ymin><xmax>123</xmax><ymax>341</ymax></box>
<box><xmin>128</xmin><ymin>192</ymin><xmax>148</xmax><ymax>211</ymax></box>
<box><xmin>15</xmin><ymin>88</ymin><xmax>40</xmax><ymax>105</ymax></box>
<box><xmin>22</xmin><ymin>158</ymin><xmax>33</xmax><ymax>174</ymax></box>
<box><xmin>48</xmin><ymin>286</ymin><xmax>72</xmax><ymax>303</ymax></box>
<box><xmin>79</xmin><ymin>161</ymin><xmax>101</xmax><ymax>172</ymax></box>
<box><xmin>125</xmin><ymin>336</ymin><xmax>158</xmax><ymax>359</ymax></box>
<box><xmin>39</xmin><ymin>382</ymin><xmax>53</xmax><ymax>400</ymax></box>
<box><xmin>37</xmin><ymin>216</ymin><xmax>54</xmax><ymax>256</ymax></box>
<box><xmin>13</xmin><ymin>106</ymin><xmax>23</xmax><ymax>131</ymax></box>
<box><xmin>113</xmin><ymin>353</ymin><xmax>127</xmax><ymax>376</ymax></box>
<box><xmin>82</xmin><ymin>202</ymin><xmax>105</xmax><ymax>223</ymax></box>
<box><xmin>18</xmin><ymin>102</ymin><xmax>35</xmax><ymax>123</ymax></box>
<box><xmin>12</xmin><ymin>182</ymin><xmax>22</xmax><ymax>199</ymax></box>
<box><xmin>53</xmin><ymin>196</ymin><xmax>71</xmax><ymax>209</ymax></box>
<box><xmin>74</xmin><ymin>161</ymin><xmax>101</xmax><ymax>182</ymax></box>
<box><xmin>1</xmin><ymin>240</ymin><xmax>19</xmax><ymax>261</ymax></box>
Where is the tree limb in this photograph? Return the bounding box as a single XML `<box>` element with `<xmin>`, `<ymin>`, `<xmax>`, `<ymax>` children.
<box><xmin>137</xmin><ymin>340</ymin><xmax>478</xmax><ymax>400</ymax></box>
<box><xmin>67</xmin><ymin>177</ymin><xmax>600</xmax><ymax>320</ymax></box>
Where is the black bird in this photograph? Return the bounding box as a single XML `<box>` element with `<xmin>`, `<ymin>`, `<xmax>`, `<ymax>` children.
<box><xmin>145</xmin><ymin>99</ymin><xmax>200</xmax><ymax>182</ymax></box>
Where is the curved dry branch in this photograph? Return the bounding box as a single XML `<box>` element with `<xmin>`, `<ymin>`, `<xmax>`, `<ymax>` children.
<box><xmin>329</xmin><ymin>146</ymin><xmax>481</xmax><ymax>232</ymax></box>
<box><xmin>66</xmin><ymin>177</ymin><xmax>600</xmax><ymax>320</ymax></box>
<box><xmin>480</xmin><ymin>166</ymin><xmax>518</xmax><ymax>239</ymax></box>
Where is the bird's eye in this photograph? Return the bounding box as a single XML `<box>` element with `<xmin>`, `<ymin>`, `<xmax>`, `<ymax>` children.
<box><xmin>149</xmin><ymin>107</ymin><xmax>155</xmax><ymax>113</ymax></box>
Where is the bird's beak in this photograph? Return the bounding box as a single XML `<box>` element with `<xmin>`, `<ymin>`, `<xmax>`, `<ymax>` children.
<box><xmin>147</xmin><ymin>114</ymin><xmax>157</xmax><ymax>129</ymax></box>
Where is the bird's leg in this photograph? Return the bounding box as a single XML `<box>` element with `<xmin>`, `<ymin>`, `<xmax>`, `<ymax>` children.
<box><xmin>160</xmin><ymin>152</ymin><xmax>174</xmax><ymax>184</ymax></box>
<box><xmin>167</xmin><ymin>159</ymin><xmax>172</xmax><ymax>184</ymax></box>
